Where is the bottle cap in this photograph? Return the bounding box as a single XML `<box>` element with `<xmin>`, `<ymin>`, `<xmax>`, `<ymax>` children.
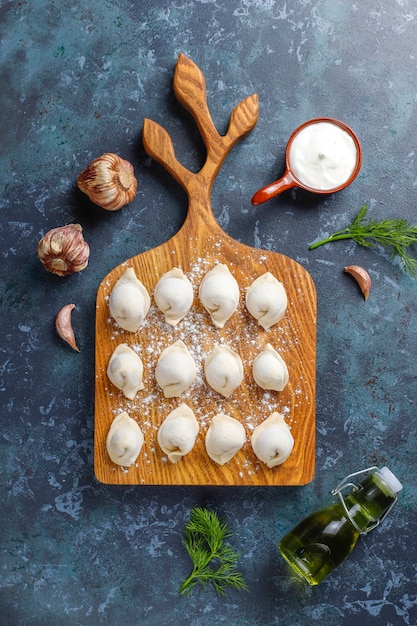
<box><xmin>378</xmin><ymin>466</ymin><xmax>403</xmax><ymax>493</ymax></box>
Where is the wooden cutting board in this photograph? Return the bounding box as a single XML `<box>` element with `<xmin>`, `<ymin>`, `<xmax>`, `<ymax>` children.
<box><xmin>94</xmin><ymin>54</ymin><xmax>316</xmax><ymax>486</ymax></box>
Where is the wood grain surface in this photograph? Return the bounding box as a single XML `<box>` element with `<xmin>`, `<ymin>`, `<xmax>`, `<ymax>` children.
<box><xmin>94</xmin><ymin>54</ymin><xmax>316</xmax><ymax>486</ymax></box>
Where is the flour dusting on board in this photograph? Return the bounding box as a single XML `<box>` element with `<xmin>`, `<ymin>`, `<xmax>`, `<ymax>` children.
<box><xmin>95</xmin><ymin>237</ymin><xmax>316</xmax><ymax>486</ymax></box>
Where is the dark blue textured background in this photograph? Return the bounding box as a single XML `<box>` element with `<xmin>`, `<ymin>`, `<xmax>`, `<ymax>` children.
<box><xmin>1</xmin><ymin>1</ymin><xmax>416</xmax><ymax>624</ymax></box>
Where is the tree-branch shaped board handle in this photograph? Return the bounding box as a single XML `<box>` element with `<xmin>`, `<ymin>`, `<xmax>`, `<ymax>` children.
<box><xmin>143</xmin><ymin>53</ymin><xmax>259</xmax><ymax>198</ymax></box>
<box><xmin>142</xmin><ymin>118</ymin><xmax>192</xmax><ymax>190</ymax></box>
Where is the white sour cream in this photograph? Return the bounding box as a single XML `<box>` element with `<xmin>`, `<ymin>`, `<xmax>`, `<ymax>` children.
<box><xmin>289</xmin><ymin>121</ymin><xmax>358</xmax><ymax>191</ymax></box>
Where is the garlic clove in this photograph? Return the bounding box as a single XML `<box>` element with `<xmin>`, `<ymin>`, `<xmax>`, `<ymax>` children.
<box><xmin>38</xmin><ymin>223</ymin><xmax>90</xmax><ymax>276</ymax></box>
<box><xmin>344</xmin><ymin>265</ymin><xmax>371</xmax><ymax>300</ymax></box>
<box><xmin>77</xmin><ymin>153</ymin><xmax>138</xmax><ymax>211</ymax></box>
<box><xmin>55</xmin><ymin>303</ymin><xmax>80</xmax><ymax>352</ymax></box>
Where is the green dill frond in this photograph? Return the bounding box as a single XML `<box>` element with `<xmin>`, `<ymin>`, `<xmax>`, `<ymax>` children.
<box><xmin>179</xmin><ymin>507</ymin><xmax>248</xmax><ymax>596</ymax></box>
<box><xmin>309</xmin><ymin>204</ymin><xmax>417</xmax><ymax>276</ymax></box>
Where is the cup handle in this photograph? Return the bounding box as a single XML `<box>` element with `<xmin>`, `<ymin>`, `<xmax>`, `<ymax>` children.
<box><xmin>251</xmin><ymin>170</ymin><xmax>296</xmax><ymax>205</ymax></box>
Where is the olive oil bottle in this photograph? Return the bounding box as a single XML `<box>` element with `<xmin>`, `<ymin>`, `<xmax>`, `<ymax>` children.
<box><xmin>278</xmin><ymin>466</ymin><xmax>402</xmax><ymax>585</ymax></box>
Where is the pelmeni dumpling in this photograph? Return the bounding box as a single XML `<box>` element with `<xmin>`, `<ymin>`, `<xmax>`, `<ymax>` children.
<box><xmin>107</xmin><ymin>343</ymin><xmax>144</xmax><ymax>400</ymax></box>
<box><xmin>245</xmin><ymin>272</ymin><xmax>287</xmax><ymax>330</ymax></box>
<box><xmin>251</xmin><ymin>412</ymin><xmax>294</xmax><ymax>468</ymax></box>
<box><xmin>157</xmin><ymin>403</ymin><xmax>199</xmax><ymax>463</ymax></box>
<box><xmin>204</xmin><ymin>345</ymin><xmax>244</xmax><ymax>398</ymax></box>
<box><xmin>252</xmin><ymin>343</ymin><xmax>289</xmax><ymax>392</ymax></box>
<box><xmin>109</xmin><ymin>267</ymin><xmax>150</xmax><ymax>332</ymax></box>
<box><xmin>199</xmin><ymin>264</ymin><xmax>240</xmax><ymax>328</ymax></box>
<box><xmin>154</xmin><ymin>267</ymin><xmax>194</xmax><ymax>326</ymax></box>
<box><xmin>205</xmin><ymin>413</ymin><xmax>246</xmax><ymax>465</ymax></box>
<box><xmin>155</xmin><ymin>339</ymin><xmax>197</xmax><ymax>398</ymax></box>
<box><xmin>106</xmin><ymin>411</ymin><xmax>144</xmax><ymax>466</ymax></box>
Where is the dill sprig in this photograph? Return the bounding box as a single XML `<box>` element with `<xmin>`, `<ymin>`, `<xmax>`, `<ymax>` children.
<box><xmin>179</xmin><ymin>506</ymin><xmax>248</xmax><ymax>596</ymax></box>
<box><xmin>309</xmin><ymin>205</ymin><xmax>417</xmax><ymax>276</ymax></box>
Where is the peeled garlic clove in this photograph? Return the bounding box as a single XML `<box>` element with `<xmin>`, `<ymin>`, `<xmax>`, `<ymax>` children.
<box><xmin>77</xmin><ymin>153</ymin><xmax>138</xmax><ymax>211</ymax></box>
<box><xmin>344</xmin><ymin>265</ymin><xmax>371</xmax><ymax>300</ymax></box>
<box><xmin>38</xmin><ymin>224</ymin><xmax>90</xmax><ymax>276</ymax></box>
<box><xmin>55</xmin><ymin>303</ymin><xmax>79</xmax><ymax>352</ymax></box>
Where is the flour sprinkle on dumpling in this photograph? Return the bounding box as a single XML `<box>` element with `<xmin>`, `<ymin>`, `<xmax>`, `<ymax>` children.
<box><xmin>109</xmin><ymin>267</ymin><xmax>150</xmax><ymax>332</ymax></box>
<box><xmin>252</xmin><ymin>343</ymin><xmax>289</xmax><ymax>391</ymax></box>
<box><xmin>251</xmin><ymin>412</ymin><xmax>294</xmax><ymax>468</ymax></box>
<box><xmin>246</xmin><ymin>272</ymin><xmax>287</xmax><ymax>330</ymax></box>
<box><xmin>154</xmin><ymin>267</ymin><xmax>194</xmax><ymax>326</ymax></box>
<box><xmin>205</xmin><ymin>413</ymin><xmax>246</xmax><ymax>465</ymax></box>
<box><xmin>106</xmin><ymin>411</ymin><xmax>144</xmax><ymax>467</ymax></box>
<box><xmin>107</xmin><ymin>343</ymin><xmax>144</xmax><ymax>400</ymax></box>
<box><xmin>204</xmin><ymin>344</ymin><xmax>244</xmax><ymax>398</ymax></box>
<box><xmin>155</xmin><ymin>339</ymin><xmax>197</xmax><ymax>398</ymax></box>
<box><xmin>157</xmin><ymin>403</ymin><xmax>199</xmax><ymax>463</ymax></box>
<box><xmin>199</xmin><ymin>263</ymin><xmax>240</xmax><ymax>328</ymax></box>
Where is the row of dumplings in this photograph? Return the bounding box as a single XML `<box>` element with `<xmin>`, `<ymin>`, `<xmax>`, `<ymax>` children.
<box><xmin>108</xmin><ymin>264</ymin><xmax>288</xmax><ymax>331</ymax></box>
<box><xmin>106</xmin><ymin>406</ymin><xmax>294</xmax><ymax>469</ymax></box>
<box><xmin>107</xmin><ymin>339</ymin><xmax>289</xmax><ymax>401</ymax></box>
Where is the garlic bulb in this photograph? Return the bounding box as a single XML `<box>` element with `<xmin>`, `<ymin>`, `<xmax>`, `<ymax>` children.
<box><xmin>77</xmin><ymin>153</ymin><xmax>138</xmax><ymax>211</ymax></box>
<box><xmin>37</xmin><ymin>224</ymin><xmax>90</xmax><ymax>276</ymax></box>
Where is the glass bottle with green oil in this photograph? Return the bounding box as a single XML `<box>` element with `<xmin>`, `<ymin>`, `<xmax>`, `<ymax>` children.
<box><xmin>278</xmin><ymin>466</ymin><xmax>402</xmax><ymax>586</ymax></box>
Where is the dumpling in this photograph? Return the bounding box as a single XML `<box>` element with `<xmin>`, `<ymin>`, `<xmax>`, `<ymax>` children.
<box><xmin>155</xmin><ymin>339</ymin><xmax>197</xmax><ymax>398</ymax></box>
<box><xmin>252</xmin><ymin>343</ymin><xmax>289</xmax><ymax>391</ymax></box>
<box><xmin>109</xmin><ymin>267</ymin><xmax>150</xmax><ymax>332</ymax></box>
<box><xmin>251</xmin><ymin>412</ymin><xmax>294</xmax><ymax>468</ymax></box>
<box><xmin>154</xmin><ymin>267</ymin><xmax>193</xmax><ymax>326</ymax></box>
<box><xmin>157</xmin><ymin>403</ymin><xmax>199</xmax><ymax>463</ymax></box>
<box><xmin>106</xmin><ymin>411</ymin><xmax>144</xmax><ymax>466</ymax></box>
<box><xmin>107</xmin><ymin>343</ymin><xmax>144</xmax><ymax>400</ymax></box>
<box><xmin>204</xmin><ymin>345</ymin><xmax>244</xmax><ymax>398</ymax></box>
<box><xmin>205</xmin><ymin>413</ymin><xmax>246</xmax><ymax>465</ymax></box>
<box><xmin>245</xmin><ymin>272</ymin><xmax>287</xmax><ymax>330</ymax></box>
<box><xmin>199</xmin><ymin>264</ymin><xmax>240</xmax><ymax>328</ymax></box>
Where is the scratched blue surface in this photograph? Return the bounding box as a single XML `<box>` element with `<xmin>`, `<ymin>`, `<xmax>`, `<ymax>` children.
<box><xmin>1</xmin><ymin>1</ymin><xmax>417</xmax><ymax>624</ymax></box>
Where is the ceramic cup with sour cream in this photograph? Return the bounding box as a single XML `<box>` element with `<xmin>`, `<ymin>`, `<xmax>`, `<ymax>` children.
<box><xmin>251</xmin><ymin>117</ymin><xmax>362</xmax><ymax>205</ymax></box>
